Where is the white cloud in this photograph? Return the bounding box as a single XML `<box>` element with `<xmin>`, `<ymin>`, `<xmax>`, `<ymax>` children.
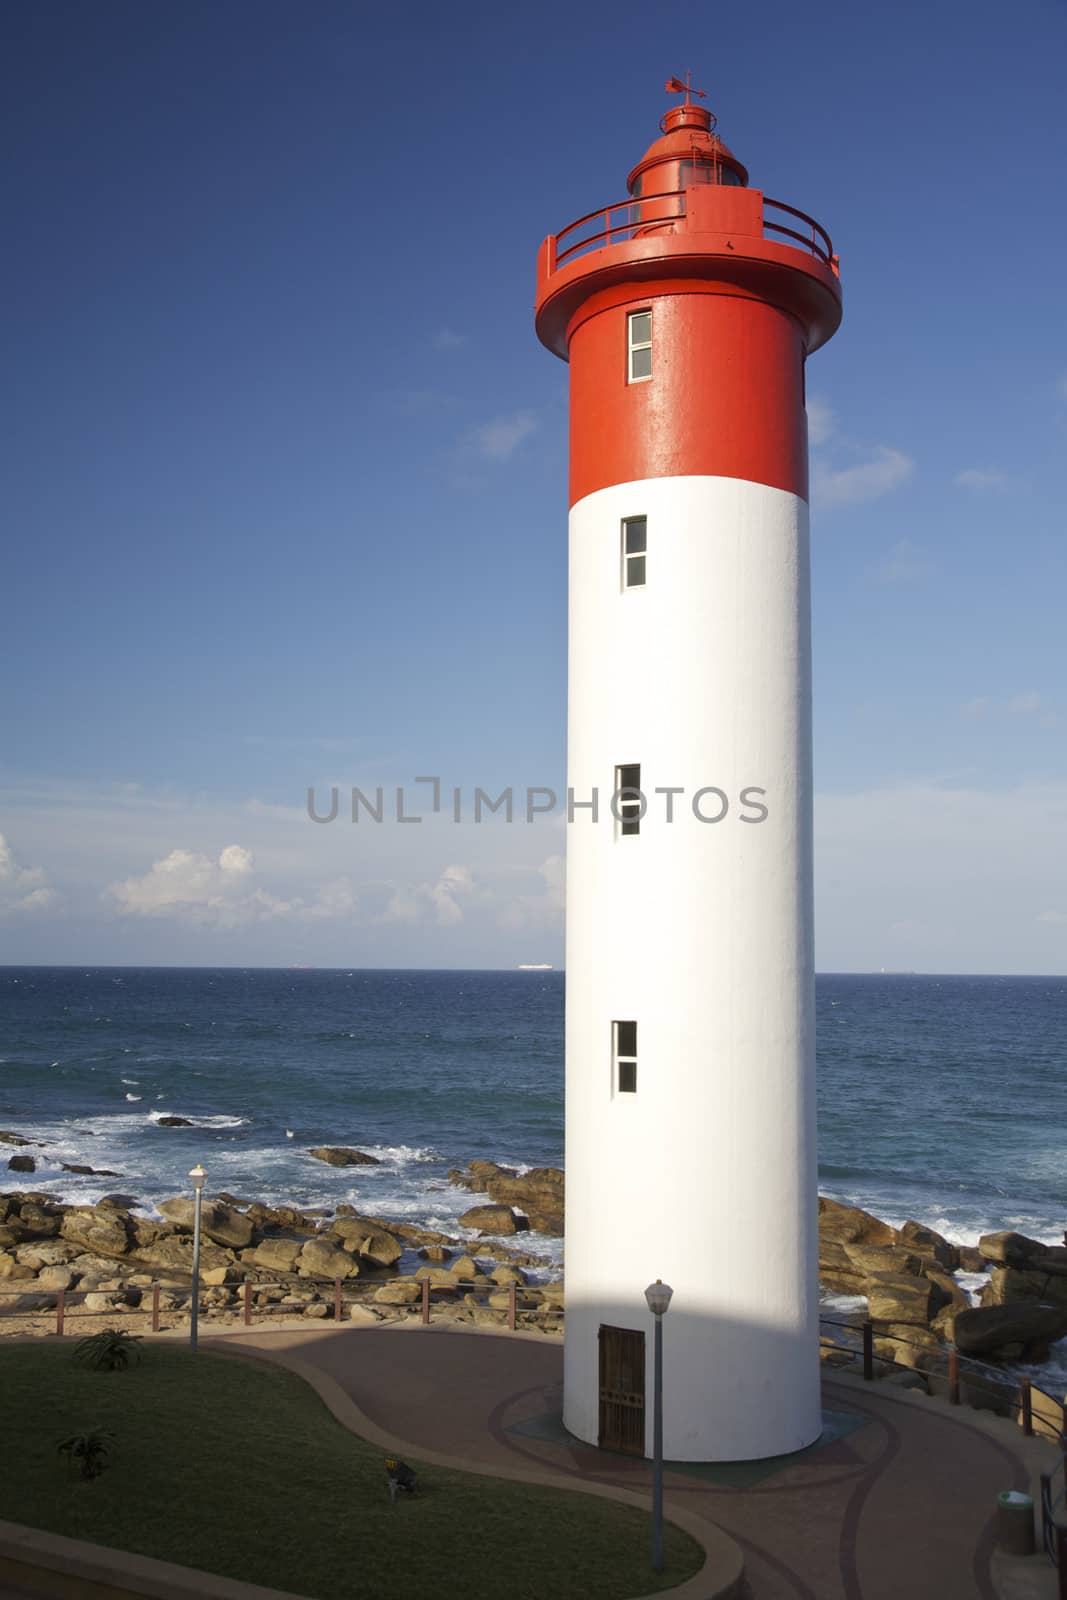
<box><xmin>806</xmin><ymin>397</ymin><xmax>835</xmax><ymax>447</ymax></box>
<box><xmin>383</xmin><ymin>863</ymin><xmax>476</xmax><ymax>928</ymax></box>
<box><xmin>954</xmin><ymin>468</ymin><xmax>1007</xmax><ymax>492</ymax></box>
<box><xmin>106</xmin><ymin>845</ymin><xmax>356</xmax><ymax>926</ymax></box>
<box><xmin>0</xmin><ymin>832</ymin><xmax>56</xmax><ymax>913</ymax></box>
<box><xmin>497</xmin><ymin>853</ymin><xmax>565</xmax><ymax>931</ymax></box>
<box><xmin>870</xmin><ymin>539</ymin><xmax>932</xmax><ymax>586</ymax></box>
<box><xmin>469</xmin><ymin>410</ymin><xmax>538</xmax><ymax>462</ymax></box>
<box><xmin>432</xmin><ymin>327</ymin><xmax>466</xmax><ymax>351</ymax></box>
<box><xmin>1037</xmin><ymin>910</ymin><xmax>1066</xmax><ymax>925</ymax></box>
<box><xmin>812</xmin><ymin>446</ymin><xmax>914</xmax><ymax>508</ymax></box>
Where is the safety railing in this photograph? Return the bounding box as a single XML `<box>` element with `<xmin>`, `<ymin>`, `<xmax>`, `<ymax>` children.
<box><xmin>820</xmin><ymin>1315</ymin><xmax>1066</xmax><ymax>1446</ymax></box>
<box><xmin>549</xmin><ymin>188</ymin><xmax>835</xmax><ymax>273</ymax></box>
<box><xmin>0</xmin><ymin>1274</ymin><xmax>561</xmax><ymax>1336</ymax></box>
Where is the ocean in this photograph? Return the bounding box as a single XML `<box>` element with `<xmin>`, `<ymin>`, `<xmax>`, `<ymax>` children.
<box><xmin>2</xmin><ymin>967</ymin><xmax>1066</xmax><ymax>1347</ymax></box>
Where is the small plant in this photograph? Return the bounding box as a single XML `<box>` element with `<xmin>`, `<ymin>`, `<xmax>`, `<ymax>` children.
<box><xmin>73</xmin><ymin>1328</ymin><xmax>143</xmax><ymax>1372</ymax></box>
<box><xmin>57</xmin><ymin>1430</ymin><xmax>116</xmax><ymax>1480</ymax></box>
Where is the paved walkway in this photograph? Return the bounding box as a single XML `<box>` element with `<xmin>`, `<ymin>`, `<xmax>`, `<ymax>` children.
<box><xmin>210</xmin><ymin>1323</ymin><xmax>1060</xmax><ymax>1600</ymax></box>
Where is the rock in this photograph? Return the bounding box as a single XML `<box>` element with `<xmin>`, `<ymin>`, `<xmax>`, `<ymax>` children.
<box><xmin>83</xmin><ymin>1291</ymin><xmax>118</xmax><ymax>1312</ymax></box>
<box><xmin>525</xmin><ymin>1211</ymin><xmax>560</xmax><ymax>1235</ymax></box>
<box><xmin>924</xmin><ymin>1268</ymin><xmax>971</xmax><ymax>1314</ymax></box>
<box><xmin>458</xmin><ymin>1204</ymin><xmax>522</xmax><ymax>1236</ymax></box>
<box><xmin>304</xmin><ymin>1301</ymin><xmax>330</xmax><ymax>1318</ymax></box>
<box><xmin>98</xmin><ymin>1194</ymin><xmax>140</xmax><ymax>1212</ymax></box>
<box><xmin>18</xmin><ymin>1203</ymin><xmax>61</xmax><ymax>1238</ymax></box>
<box><xmin>818</xmin><ymin>1238</ymin><xmax>867</xmax><ymax>1296</ymax></box>
<box><xmin>245</xmin><ymin>1203</ymin><xmax>319</xmax><ymax>1235</ymax></box>
<box><xmin>36</xmin><ymin>1265</ymin><xmax>74</xmax><ymax>1291</ymax></box>
<box><xmin>298</xmin><ymin>1238</ymin><xmax>358</xmax><ymax>1280</ymax></box>
<box><xmin>539</xmin><ymin>1280</ymin><xmax>565</xmax><ymax>1305</ymax></box>
<box><xmin>60</xmin><ymin>1164</ymin><xmax>120</xmax><ymax>1177</ymax></box>
<box><xmin>374</xmin><ymin>1280</ymin><xmax>422</xmax><ymax>1305</ymax></box>
<box><xmin>155</xmin><ymin>1116</ymin><xmax>194</xmax><ymax>1127</ymax></box>
<box><xmin>865</xmin><ymin>1271</ymin><xmax>943</xmax><ymax>1325</ymax></box>
<box><xmin>981</xmin><ymin>1266</ymin><xmax>1067</xmax><ymax>1311</ymax></box>
<box><xmin>15</xmin><ymin>1241</ymin><xmax>79</xmax><ymax>1268</ymax></box>
<box><xmin>491</xmin><ymin>1265</ymin><xmax>527</xmax><ymax>1285</ymax></box>
<box><xmin>134</xmin><ymin>1236</ymin><xmax>233</xmax><ymax>1279</ymax></box>
<box><xmin>873</xmin><ymin>1324</ymin><xmax>945</xmax><ymax>1371</ymax></box>
<box><xmin>953</xmin><ymin>1303</ymin><xmax>1067</xmax><ymax>1361</ymax></box>
<box><xmin>201</xmin><ymin>1264</ymin><xmax>231</xmax><ymax>1287</ymax></box>
<box><xmin>130</xmin><ymin>1217</ymin><xmax>167</xmax><ymax>1249</ymax></box>
<box><xmin>818</xmin><ymin>1196</ymin><xmax>897</xmax><ymax>1248</ymax></box>
<box><xmin>470</xmin><ymin>1159</ymin><xmax>516</xmax><ymax>1181</ymax></box>
<box><xmin>485</xmin><ymin>1167</ymin><xmax>564</xmax><ymax>1217</ymax></box>
<box><xmin>59</xmin><ymin>1209</ymin><xmax>130</xmax><ymax>1259</ymax></box>
<box><xmin>7</xmin><ymin>1156</ymin><xmax>35</xmax><ymax>1173</ymax></box>
<box><xmin>898</xmin><ymin>1220</ymin><xmax>959</xmax><ymax>1271</ymax></box>
<box><xmin>0</xmin><ymin>1251</ymin><xmax>16</xmax><ymax>1279</ymax></box>
<box><xmin>842</xmin><ymin>1243</ymin><xmax>923</xmax><ymax>1278</ymax></box>
<box><xmin>958</xmin><ymin>1245</ymin><xmax>986</xmax><ymax>1274</ymax></box>
<box><xmin>252</xmin><ymin>1238</ymin><xmax>303</xmax><ymax>1273</ymax></box>
<box><xmin>418</xmin><ymin>1246</ymin><xmax>452</xmax><ymax>1263</ymax></box>
<box><xmin>977</xmin><ymin>1231</ymin><xmax>1067</xmax><ymax>1271</ymax></box>
<box><xmin>158</xmin><ymin>1197</ymin><xmax>254</xmax><ymax>1250</ymax></box>
<box><xmin>308</xmin><ymin>1147</ymin><xmax>380</xmax><ymax>1167</ymax></box>
<box><xmin>414</xmin><ymin>1266</ymin><xmax>460</xmax><ymax>1286</ymax></box>
<box><xmin>0</xmin><ymin>1132</ymin><xmax>34</xmax><ymax>1146</ymax></box>
<box><xmin>451</xmin><ymin>1255</ymin><xmax>482</xmax><ymax>1280</ymax></box>
<box><xmin>329</xmin><ymin>1219</ymin><xmax>402</xmax><ymax>1268</ymax></box>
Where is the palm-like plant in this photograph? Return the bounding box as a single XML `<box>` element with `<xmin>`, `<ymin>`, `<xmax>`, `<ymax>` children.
<box><xmin>73</xmin><ymin>1328</ymin><xmax>143</xmax><ymax>1371</ymax></box>
<box><xmin>57</xmin><ymin>1430</ymin><xmax>116</xmax><ymax>1480</ymax></box>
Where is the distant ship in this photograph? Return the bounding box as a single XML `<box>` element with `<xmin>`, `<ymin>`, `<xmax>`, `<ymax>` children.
<box><xmin>517</xmin><ymin>963</ymin><xmax>554</xmax><ymax>971</ymax></box>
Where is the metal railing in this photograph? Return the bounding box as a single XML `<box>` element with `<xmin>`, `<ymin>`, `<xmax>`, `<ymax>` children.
<box><xmin>820</xmin><ymin>1315</ymin><xmax>1066</xmax><ymax>1446</ymax></box>
<box><xmin>550</xmin><ymin>188</ymin><xmax>836</xmax><ymax>273</ymax></box>
<box><xmin>0</xmin><ymin>1273</ymin><xmax>560</xmax><ymax>1336</ymax></box>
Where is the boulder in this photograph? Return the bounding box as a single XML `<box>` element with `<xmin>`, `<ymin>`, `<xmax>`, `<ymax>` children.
<box><xmin>491</xmin><ymin>1265</ymin><xmax>527</xmax><ymax>1286</ymax></box>
<box><xmin>329</xmin><ymin>1220</ymin><xmax>402</xmax><ymax>1268</ymax></box>
<box><xmin>414</xmin><ymin>1266</ymin><xmax>460</xmax><ymax>1286</ymax></box>
<box><xmin>83</xmin><ymin>1291</ymin><xmax>119</xmax><ymax>1312</ymax></box>
<box><xmin>957</xmin><ymin>1246</ymin><xmax>987</xmax><ymax>1274</ymax></box>
<box><xmin>924</xmin><ymin>1268</ymin><xmax>971</xmax><ymax>1314</ymax></box>
<box><xmin>977</xmin><ymin>1231</ymin><xmax>1067</xmax><ymax>1271</ymax></box>
<box><xmin>134</xmin><ymin>1236</ymin><xmax>233</xmax><ymax>1279</ymax></box>
<box><xmin>0</xmin><ymin>1132</ymin><xmax>34</xmax><ymax>1146</ymax></box>
<box><xmin>459</xmin><ymin>1204</ymin><xmax>521</xmax><ymax>1236</ymax></box>
<box><xmin>865</xmin><ymin>1271</ymin><xmax>944</xmax><ymax>1325</ymax></box>
<box><xmin>17</xmin><ymin>1203</ymin><xmax>61</xmax><ymax>1238</ymax></box>
<box><xmin>953</xmin><ymin>1302</ymin><xmax>1067</xmax><ymax>1361</ymax></box>
<box><xmin>0</xmin><ymin>1251</ymin><xmax>16</xmax><ymax>1279</ymax></box>
<box><xmin>303</xmin><ymin>1301</ymin><xmax>330</xmax><ymax>1318</ymax></box>
<box><xmin>818</xmin><ymin>1238</ymin><xmax>867</xmax><ymax>1296</ymax></box>
<box><xmin>244</xmin><ymin>1202</ymin><xmax>319</xmax><ymax>1236</ymax></box>
<box><xmin>7</xmin><ymin>1156</ymin><xmax>35</xmax><ymax>1173</ymax></box>
<box><xmin>36</xmin><ymin>1265</ymin><xmax>74</xmax><ymax>1291</ymax></box>
<box><xmin>61</xmin><ymin>1164</ymin><xmax>120</xmax><ymax>1177</ymax></box>
<box><xmin>981</xmin><ymin>1266</ymin><xmax>1067</xmax><ymax>1311</ymax></box>
<box><xmin>59</xmin><ymin>1209</ymin><xmax>130</xmax><ymax>1259</ymax></box>
<box><xmin>298</xmin><ymin>1238</ymin><xmax>358</xmax><ymax>1280</ymax></box>
<box><xmin>842</xmin><ymin>1243</ymin><xmax>923</xmax><ymax>1279</ymax></box>
<box><xmin>252</xmin><ymin>1238</ymin><xmax>303</xmax><ymax>1274</ymax></box>
<box><xmin>155</xmin><ymin>1116</ymin><xmax>194</xmax><ymax>1127</ymax></box>
<box><xmin>418</xmin><ymin>1245</ymin><xmax>452</xmax><ymax>1263</ymax></box>
<box><xmin>15</xmin><ymin>1241</ymin><xmax>80</xmax><ymax>1268</ymax></box>
<box><xmin>538</xmin><ymin>1281</ymin><xmax>565</xmax><ymax>1306</ymax></box>
<box><xmin>308</xmin><ymin>1147</ymin><xmax>380</xmax><ymax>1167</ymax></box>
<box><xmin>485</xmin><ymin>1167</ymin><xmax>564</xmax><ymax>1216</ymax></box>
<box><xmin>872</xmin><ymin>1324</ymin><xmax>945</xmax><ymax>1372</ymax></box>
<box><xmin>525</xmin><ymin>1212</ymin><xmax>560</xmax><ymax>1235</ymax></box>
<box><xmin>470</xmin><ymin>1159</ymin><xmax>516</xmax><ymax>1182</ymax></box>
<box><xmin>450</xmin><ymin>1255</ymin><xmax>483</xmax><ymax>1280</ymax></box>
<box><xmin>818</xmin><ymin>1197</ymin><xmax>897</xmax><ymax>1248</ymax></box>
<box><xmin>898</xmin><ymin>1220</ymin><xmax>959</xmax><ymax>1270</ymax></box>
<box><xmin>157</xmin><ymin>1197</ymin><xmax>253</xmax><ymax>1250</ymax></box>
<box><xmin>373</xmin><ymin>1280</ymin><xmax>422</xmax><ymax>1305</ymax></box>
<box><xmin>98</xmin><ymin>1194</ymin><xmax>140</xmax><ymax>1212</ymax></box>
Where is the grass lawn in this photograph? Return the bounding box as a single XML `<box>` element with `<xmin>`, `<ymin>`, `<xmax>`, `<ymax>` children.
<box><xmin>0</xmin><ymin>1342</ymin><xmax>703</xmax><ymax>1598</ymax></box>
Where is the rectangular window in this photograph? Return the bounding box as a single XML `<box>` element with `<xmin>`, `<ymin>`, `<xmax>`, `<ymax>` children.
<box><xmin>622</xmin><ymin>516</ymin><xmax>646</xmax><ymax>589</ymax></box>
<box><xmin>615</xmin><ymin>763</ymin><xmax>642</xmax><ymax>837</ymax></box>
<box><xmin>628</xmin><ymin>310</ymin><xmax>652</xmax><ymax>382</ymax></box>
<box><xmin>614</xmin><ymin>1020</ymin><xmax>637</xmax><ymax>1094</ymax></box>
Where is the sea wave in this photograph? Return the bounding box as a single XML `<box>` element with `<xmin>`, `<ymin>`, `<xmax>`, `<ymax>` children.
<box><xmin>148</xmin><ymin>1110</ymin><xmax>248</xmax><ymax>1129</ymax></box>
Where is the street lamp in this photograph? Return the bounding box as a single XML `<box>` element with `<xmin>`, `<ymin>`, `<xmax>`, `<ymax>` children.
<box><xmin>189</xmin><ymin>1164</ymin><xmax>206</xmax><ymax>1352</ymax></box>
<box><xmin>644</xmin><ymin>1278</ymin><xmax>674</xmax><ymax>1573</ymax></box>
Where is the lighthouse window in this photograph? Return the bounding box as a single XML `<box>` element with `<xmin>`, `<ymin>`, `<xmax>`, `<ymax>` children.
<box><xmin>614</xmin><ymin>1021</ymin><xmax>638</xmax><ymax>1094</ymax></box>
<box><xmin>628</xmin><ymin>311</ymin><xmax>652</xmax><ymax>382</ymax></box>
<box><xmin>615</xmin><ymin>763</ymin><xmax>642</xmax><ymax>837</ymax></box>
<box><xmin>622</xmin><ymin>517</ymin><xmax>647</xmax><ymax>588</ymax></box>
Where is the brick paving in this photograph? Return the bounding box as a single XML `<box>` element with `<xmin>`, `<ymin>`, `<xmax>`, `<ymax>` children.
<box><xmin>218</xmin><ymin>1323</ymin><xmax>1060</xmax><ymax>1599</ymax></box>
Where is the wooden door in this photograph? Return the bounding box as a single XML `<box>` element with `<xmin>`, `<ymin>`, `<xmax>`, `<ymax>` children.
<box><xmin>598</xmin><ymin>1324</ymin><xmax>646</xmax><ymax>1454</ymax></box>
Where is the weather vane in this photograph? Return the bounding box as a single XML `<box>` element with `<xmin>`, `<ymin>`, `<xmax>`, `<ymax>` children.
<box><xmin>664</xmin><ymin>71</ymin><xmax>706</xmax><ymax>107</ymax></box>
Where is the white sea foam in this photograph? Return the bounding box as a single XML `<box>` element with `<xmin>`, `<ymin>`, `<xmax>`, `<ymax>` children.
<box><xmin>120</xmin><ymin>1078</ymin><xmax>139</xmax><ymax>1086</ymax></box>
<box><xmin>125</xmin><ymin>1093</ymin><xmax>142</xmax><ymax>1102</ymax></box>
<box><xmin>148</xmin><ymin>1110</ymin><xmax>247</xmax><ymax>1129</ymax></box>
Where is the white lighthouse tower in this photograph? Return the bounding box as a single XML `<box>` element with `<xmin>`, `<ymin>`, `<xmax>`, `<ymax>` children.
<box><xmin>534</xmin><ymin>80</ymin><xmax>842</xmax><ymax>1462</ymax></box>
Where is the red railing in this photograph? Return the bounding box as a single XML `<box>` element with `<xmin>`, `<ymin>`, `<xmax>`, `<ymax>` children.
<box><xmin>551</xmin><ymin>188</ymin><xmax>835</xmax><ymax>273</ymax></box>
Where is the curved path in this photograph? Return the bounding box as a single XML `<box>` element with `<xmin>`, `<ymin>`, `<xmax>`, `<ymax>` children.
<box><xmin>209</xmin><ymin>1323</ymin><xmax>1056</xmax><ymax>1600</ymax></box>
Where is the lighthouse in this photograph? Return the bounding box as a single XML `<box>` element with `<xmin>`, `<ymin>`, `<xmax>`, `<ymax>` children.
<box><xmin>535</xmin><ymin>80</ymin><xmax>842</xmax><ymax>1462</ymax></box>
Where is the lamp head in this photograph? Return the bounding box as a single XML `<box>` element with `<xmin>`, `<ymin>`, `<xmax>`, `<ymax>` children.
<box><xmin>644</xmin><ymin>1278</ymin><xmax>674</xmax><ymax>1318</ymax></box>
<box><xmin>189</xmin><ymin>1163</ymin><xmax>207</xmax><ymax>1191</ymax></box>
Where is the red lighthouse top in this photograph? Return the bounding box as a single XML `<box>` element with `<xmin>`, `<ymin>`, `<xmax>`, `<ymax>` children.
<box><xmin>534</xmin><ymin>85</ymin><xmax>841</xmax><ymax>363</ymax></box>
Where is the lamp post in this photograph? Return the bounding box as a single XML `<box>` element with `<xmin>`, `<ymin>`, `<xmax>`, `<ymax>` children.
<box><xmin>189</xmin><ymin>1164</ymin><xmax>206</xmax><ymax>1352</ymax></box>
<box><xmin>644</xmin><ymin>1278</ymin><xmax>674</xmax><ymax>1573</ymax></box>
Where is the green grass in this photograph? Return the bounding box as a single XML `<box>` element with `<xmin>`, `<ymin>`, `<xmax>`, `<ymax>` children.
<box><xmin>0</xmin><ymin>1344</ymin><xmax>702</xmax><ymax>1599</ymax></box>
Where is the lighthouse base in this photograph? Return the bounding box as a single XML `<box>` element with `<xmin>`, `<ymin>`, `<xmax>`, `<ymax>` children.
<box><xmin>563</xmin><ymin>1305</ymin><xmax>823</xmax><ymax>1463</ymax></box>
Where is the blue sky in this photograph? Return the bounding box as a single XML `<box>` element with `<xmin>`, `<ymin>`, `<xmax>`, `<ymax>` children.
<box><xmin>2</xmin><ymin>0</ymin><xmax>1065</xmax><ymax>971</ymax></box>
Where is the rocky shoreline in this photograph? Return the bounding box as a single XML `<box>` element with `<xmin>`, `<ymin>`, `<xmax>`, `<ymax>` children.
<box><xmin>3</xmin><ymin>1136</ymin><xmax>1066</xmax><ymax>1373</ymax></box>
